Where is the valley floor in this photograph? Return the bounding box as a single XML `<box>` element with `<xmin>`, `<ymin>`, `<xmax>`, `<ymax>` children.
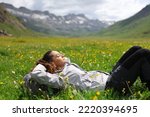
<box><xmin>0</xmin><ymin>37</ymin><xmax>150</xmax><ymax>99</ymax></box>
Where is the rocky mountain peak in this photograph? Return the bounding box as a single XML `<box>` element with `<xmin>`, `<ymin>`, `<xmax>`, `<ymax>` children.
<box><xmin>1</xmin><ymin>2</ymin><xmax>111</xmax><ymax>36</ymax></box>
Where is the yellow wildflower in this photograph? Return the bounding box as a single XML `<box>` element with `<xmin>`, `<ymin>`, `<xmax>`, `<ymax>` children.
<box><xmin>92</xmin><ymin>96</ymin><xmax>98</xmax><ymax>100</ymax></box>
<box><xmin>96</xmin><ymin>91</ymin><xmax>100</xmax><ymax>96</ymax></box>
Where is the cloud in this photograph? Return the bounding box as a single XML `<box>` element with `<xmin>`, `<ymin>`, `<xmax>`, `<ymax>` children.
<box><xmin>0</xmin><ymin>0</ymin><xmax>150</xmax><ymax>21</ymax></box>
<box><xmin>0</xmin><ymin>0</ymin><xmax>33</xmax><ymax>8</ymax></box>
<box><xmin>94</xmin><ymin>0</ymin><xmax>147</xmax><ymax>21</ymax></box>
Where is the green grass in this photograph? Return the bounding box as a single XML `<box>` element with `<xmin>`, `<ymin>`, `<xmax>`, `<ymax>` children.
<box><xmin>0</xmin><ymin>36</ymin><xmax>150</xmax><ymax>100</ymax></box>
<box><xmin>98</xmin><ymin>14</ymin><xmax>150</xmax><ymax>39</ymax></box>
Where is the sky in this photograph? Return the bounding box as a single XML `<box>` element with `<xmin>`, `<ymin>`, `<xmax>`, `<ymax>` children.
<box><xmin>0</xmin><ymin>0</ymin><xmax>150</xmax><ymax>21</ymax></box>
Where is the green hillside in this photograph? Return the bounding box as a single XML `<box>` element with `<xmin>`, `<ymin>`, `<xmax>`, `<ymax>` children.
<box><xmin>98</xmin><ymin>5</ymin><xmax>150</xmax><ymax>39</ymax></box>
<box><xmin>0</xmin><ymin>4</ymin><xmax>40</xmax><ymax>37</ymax></box>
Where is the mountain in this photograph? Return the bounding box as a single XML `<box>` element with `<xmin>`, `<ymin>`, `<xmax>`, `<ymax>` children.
<box><xmin>0</xmin><ymin>4</ymin><xmax>25</xmax><ymax>36</ymax></box>
<box><xmin>98</xmin><ymin>4</ymin><xmax>150</xmax><ymax>38</ymax></box>
<box><xmin>0</xmin><ymin>3</ymin><xmax>40</xmax><ymax>37</ymax></box>
<box><xmin>1</xmin><ymin>3</ymin><xmax>109</xmax><ymax>36</ymax></box>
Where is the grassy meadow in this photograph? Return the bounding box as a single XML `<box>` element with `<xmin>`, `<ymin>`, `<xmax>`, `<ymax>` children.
<box><xmin>1</xmin><ymin>36</ymin><xmax>150</xmax><ymax>100</ymax></box>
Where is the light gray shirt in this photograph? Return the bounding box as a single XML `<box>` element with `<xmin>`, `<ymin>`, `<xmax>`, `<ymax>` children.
<box><xmin>25</xmin><ymin>60</ymin><xmax>109</xmax><ymax>91</ymax></box>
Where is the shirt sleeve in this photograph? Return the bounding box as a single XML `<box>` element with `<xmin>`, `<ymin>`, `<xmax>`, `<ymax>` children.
<box><xmin>30</xmin><ymin>64</ymin><xmax>64</xmax><ymax>89</ymax></box>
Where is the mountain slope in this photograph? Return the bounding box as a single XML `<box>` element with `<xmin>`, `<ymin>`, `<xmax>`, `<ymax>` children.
<box><xmin>0</xmin><ymin>4</ymin><xmax>43</xmax><ymax>37</ymax></box>
<box><xmin>0</xmin><ymin>4</ymin><xmax>25</xmax><ymax>36</ymax></box>
<box><xmin>98</xmin><ymin>4</ymin><xmax>150</xmax><ymax>38</ymax></box>
<box><xmin>1</xmin><ymin>3</ymin><xmax>109</xmax><ymax>36</ymax></box>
